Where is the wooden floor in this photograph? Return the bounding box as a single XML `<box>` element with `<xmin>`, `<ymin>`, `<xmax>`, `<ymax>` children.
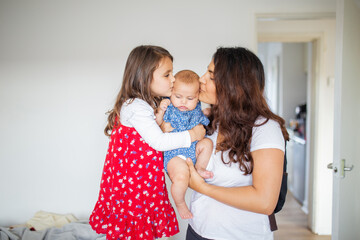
<box><xmin>274</xmin><ymin>192</ymin><xmax>331</xmax><ymax>240</ymax></box>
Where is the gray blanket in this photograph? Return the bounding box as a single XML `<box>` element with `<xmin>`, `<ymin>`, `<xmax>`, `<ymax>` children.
<box><xmin>0</xmin><ymin>221</ymin><xmax>105</xmax><ymax>240</ymax></box>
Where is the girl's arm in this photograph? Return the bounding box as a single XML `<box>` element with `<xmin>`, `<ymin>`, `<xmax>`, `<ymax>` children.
<box><xmin>202</xmin><ymin>107</ymin><xmax>211</xmax><ymax>116</ymax></box>
<box><xmin>186</xmin><ymin>148</ymin><xmax>284</xmax><ymax>215</ymax></box>
<box><xmin>127</xmin><ymin>100</ymin><xmax>205</xmax><ymax>151</ymax></box>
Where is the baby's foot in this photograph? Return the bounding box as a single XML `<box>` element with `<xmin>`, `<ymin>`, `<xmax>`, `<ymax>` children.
<box><xmin>197</xmin><ymin>169</ymin><xmax>214</xmax><ymax>179</ymax></box>
<box><xmin>176</xmin><ymin>202</ymin><xmax>193</xmax><ymax>219</ymax></box>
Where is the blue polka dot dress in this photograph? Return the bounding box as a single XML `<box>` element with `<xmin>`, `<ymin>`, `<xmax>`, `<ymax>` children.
<box><xmin>163</xmin><ymin>102</ymin><xmax>209</xmax><ymax>172</ymax></box>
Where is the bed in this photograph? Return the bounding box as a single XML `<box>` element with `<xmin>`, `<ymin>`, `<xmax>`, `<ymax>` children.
<box><xmin>0</xmin><ymin>211</ymin><xmax>105</xmax><ymax>240</ymax></box>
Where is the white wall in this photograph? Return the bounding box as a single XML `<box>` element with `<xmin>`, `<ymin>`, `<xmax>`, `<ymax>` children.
<box><xmin>258</xmin><ymin>42</ymin><xmax>282</xmax><ymax>114</ymax></box>
<box><xmin>0</xmin><ymin>0</ymin><xmax>336</xmax><ymax>238</ymax></box>
<box><xmin>259</xmin><ymin>42</ymin><xmax>308</xmax><ymax>124</ymax></box>
<box><xmin>282</xmin><ymin>43</ymin><xmax>308</xmax><ymax>125</ymax></box>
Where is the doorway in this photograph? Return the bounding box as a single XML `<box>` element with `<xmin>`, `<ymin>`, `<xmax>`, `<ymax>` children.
<box><xmin>258</xmin><ymin>41</ymin><xmax>310</xmax><ymax>212</ymax></box>
<box><xmin>256</xmin><ymin>15</ymin><xmax>336</xmax><ymax>235</ymax></box>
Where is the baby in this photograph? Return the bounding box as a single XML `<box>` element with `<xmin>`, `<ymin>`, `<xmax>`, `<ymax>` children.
<box><xmin>156</xmin><ymin>70</ymin><xmax>213</xmax><ymax>219</ymax></box>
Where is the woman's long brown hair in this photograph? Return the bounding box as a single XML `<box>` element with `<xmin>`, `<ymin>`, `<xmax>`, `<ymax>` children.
<box><xmin>207</xmin><ymin>47</ymin><xmax>289</xmax><ymax>174</ymax></box>
<box><xmin>104</xmin><ymin>45</ymin><xmax>173</xmax><ymax>136</ymax></box>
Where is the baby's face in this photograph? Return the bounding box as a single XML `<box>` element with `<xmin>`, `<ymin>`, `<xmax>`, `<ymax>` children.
<box><xmin>170</xmin><ymin>81</ymin><xmax>199</xmax><ymax>111</ymax></box>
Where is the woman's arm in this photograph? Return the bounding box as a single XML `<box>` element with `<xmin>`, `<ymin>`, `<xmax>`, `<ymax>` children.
<box><xmin>186</xmin><ymin>148</ymin><xmax>284</xmax><ymax>215</ymax></box>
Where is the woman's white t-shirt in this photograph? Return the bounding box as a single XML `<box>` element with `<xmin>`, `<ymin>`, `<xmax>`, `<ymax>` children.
<box><xmin>120</xmin><ymin>98</ymin><xmax>191</xmax><ymax>151</ymax></box>
<box><xmin>189</xmin><ymin>117</ymin><xmax>285</xmax><ymax>240</ymax></box>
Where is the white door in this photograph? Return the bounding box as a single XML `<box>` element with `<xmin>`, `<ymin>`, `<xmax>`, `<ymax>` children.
<box><xmin>331</xmin><ymin>0</ymin><xmax>360</xmax><ymax>239</ymax></box>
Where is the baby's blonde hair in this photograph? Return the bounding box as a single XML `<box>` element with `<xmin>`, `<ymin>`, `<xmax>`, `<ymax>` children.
<box><xmin>174</xmin><ymin>70</ymin><xmax>199</xmax><ymax>85</ymax></box>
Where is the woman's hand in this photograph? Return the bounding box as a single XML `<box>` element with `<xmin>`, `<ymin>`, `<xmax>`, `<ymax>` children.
<box><xmin>186</xmin><ymin>158</ymin><xmax>207</xmax><ymax>193</ymax></box>
<box><xmin>160</xmin><ymin>121</ymin><xmax>174</xmax><ymax>133</ymax></box>
<box><xmin>188</xmin><ymin>124</ymin><xmax>206</xmax><ymax>142</ymax></box>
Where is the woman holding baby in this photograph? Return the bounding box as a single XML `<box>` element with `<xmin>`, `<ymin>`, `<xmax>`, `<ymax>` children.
<box><xmin>184</xmin><ymin>47</ymin><xmax>289</xmax><ymax>240</ymax></box>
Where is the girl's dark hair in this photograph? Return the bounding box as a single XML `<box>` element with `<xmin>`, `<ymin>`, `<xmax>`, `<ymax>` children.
<box><xmin>207</xmin><ymin>47</ymin><xmax>289</xmax><ymax>174</ymax></box>
<box><xmin>104</xmin><ymin>45</ymin><xmax>173</xmax><ymax>136</ymax></box>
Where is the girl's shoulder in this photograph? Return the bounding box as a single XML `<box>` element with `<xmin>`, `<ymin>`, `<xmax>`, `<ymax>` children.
<box><xmin>122</xmin><ymin>98</ymin><xmax>153</xmax><ymax>113</ymax></box>
<box><xmin>120</xmin><ymin>98</ymin><xmax>155</xmax><ymax>126</ymax></box>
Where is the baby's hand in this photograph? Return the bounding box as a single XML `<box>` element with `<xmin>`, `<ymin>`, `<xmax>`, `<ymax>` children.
<box><xmin>155</xmin><ymin>99</ymin><xmax>171</xmax><ymax>126</ymax></box>
<box><xmin>159</xmin><ymin>99</ymin><xmax>171</xmax><ymax>112</ymax></box>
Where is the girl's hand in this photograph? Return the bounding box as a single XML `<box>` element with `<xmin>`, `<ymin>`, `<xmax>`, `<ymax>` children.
<box><xmin>186</xmin><ymin>158</ymin><xmax>207</xmax><ymax>193</ymax></box>
<box><xmin>202</xmin><ymin>107</ymin><xmax>211</xmax><ymax>116</ymax></box>
<box><xmin>160</xmin><ymin>121</ymin><xmax>174</xmax><ymax>133</ymax></box>
<box><xmin>188</xmin><ymin>124</ymin><xmax>206</xmax><ymax>142</ymax></box>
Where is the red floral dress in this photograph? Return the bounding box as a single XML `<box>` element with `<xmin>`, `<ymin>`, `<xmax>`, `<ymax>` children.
<box><xmin>89</xmin><ymin>124</ymin><xmax>179</xmax><ymax>240</ymax></box>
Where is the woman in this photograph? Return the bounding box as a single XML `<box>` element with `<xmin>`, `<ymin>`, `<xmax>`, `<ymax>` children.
<box><xmin>186</xmin><ymin>47</ymin><xmax>289</xmax><ymax>240</ymax></box>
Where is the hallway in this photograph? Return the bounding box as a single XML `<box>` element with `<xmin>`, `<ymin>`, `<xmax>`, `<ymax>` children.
<box><xmin>274</xmin><ymin>192</ymin><xmax>331</xmax><ymax>240</ymax></box>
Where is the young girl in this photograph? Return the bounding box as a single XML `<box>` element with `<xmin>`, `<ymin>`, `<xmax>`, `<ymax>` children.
<box><xmin>89</xmin><ymin>45</ymin><xmax>205</xmax><ymax>240</ymax></box>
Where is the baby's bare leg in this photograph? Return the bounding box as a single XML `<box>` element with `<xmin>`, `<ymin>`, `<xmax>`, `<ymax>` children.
<box><xmin>195</xmin><ymin>138</ymin><xmax>214</xmax><ymax>179</ymax></box>
<box><xmin>167</xmin><ymin>156</ymin><xmax>192</xmax><ymax>219</ymax></box>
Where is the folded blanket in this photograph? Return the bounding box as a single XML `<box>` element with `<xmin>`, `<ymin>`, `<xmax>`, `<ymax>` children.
<box><xmin>26</xmin><ymin>211</ymin><xmax>78</xmax><ymax>231</ymax></box>
<box><xmin>0</xmin><ymin>220</ymin><xmax>106</xmax><ymax>240</ymax></box>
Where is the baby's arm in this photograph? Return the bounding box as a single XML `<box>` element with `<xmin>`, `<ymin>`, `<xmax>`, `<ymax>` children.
<box><xmin>195</xmin><ymin>138</ymin><xmax>213</xmax><ymax>179</ymax></box>
<box><xmin>155</xmin><ymin>98</ymin><xmax>170</xmax><ymax>126</ymax></box>
<box><xmin>156</xmin><ymin>99</ymin><xmax>174</xmax><ymax>132</ymax></box>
